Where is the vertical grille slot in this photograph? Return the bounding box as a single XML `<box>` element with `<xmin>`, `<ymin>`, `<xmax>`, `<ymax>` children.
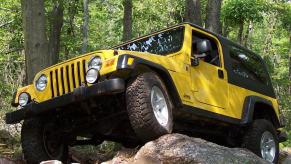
<box><xmin>52</xmin><ymin>70</ymin><xmax>58</xmax><ymax>97</ymax></box>
<box><xmin>66</xmin><ymin>65</ymin><xmax>71</xmax><ymax>92</ymax></box>
<box><xmin>55</xmin><ymin>69</ymin><xmax>60</xmax><ymax>96</ymax></box>
<box><xmin>62</xmin><ymin>66</ymin><xmax>68</xmax><ymax>94</ymax></box>
<box><xmin>82</xmin><ymin>60</ymin><xmax>87</xmax><ymax>85</ymax></box>
<box><xmin>50</xmin><ymin>71</ymin><xmax>54</xmax><ymax>98</ymax></box>
<box><xmin>60</xmin><ymin>67</ymin><xmax>65</xmax><ymax>95</ymax></box>
<box><xmin>77</xmin><ymin>61</ymin><xmax>82</xmax><ymax>86</ymax></box>
<box><xmin>71</xmin><ymin>63</ymin><xmax>76</xmax><ymax>88</ymax></box>
<box><xmin>57</xmin><ymin>68</ymin><xmax>63</xmax><ymax>95</ymax></box>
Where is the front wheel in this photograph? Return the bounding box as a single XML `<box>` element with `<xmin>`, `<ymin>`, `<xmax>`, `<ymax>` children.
<box><xmin>126</xmin><ymin>72</ymin><xmax>173</xmax><ymax>141</ymax></box>
<box><xmin>242</xmin><ymin>119</ymin><xmax>279</xmax><ymax>163</ymax></box>
<box><xmin>21</xmin><ymin>118</ymin><xmax>68</xmax><ymax>164</ymax></box>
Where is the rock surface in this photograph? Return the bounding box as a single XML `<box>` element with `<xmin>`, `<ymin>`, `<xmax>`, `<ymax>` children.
<box><xmin>280</xmin><ymin>147</ymin><xmax>291</xmax><ymax>164</ymax></box>
<box><xmin>103</xmin><ymin>133</ymin><xmax>269</xmax><ymax>164</ymax></box>
<box><xmin>1</xmin><ymin>133</ymin><xmax>290</xmax><ymax>164</ymax></box>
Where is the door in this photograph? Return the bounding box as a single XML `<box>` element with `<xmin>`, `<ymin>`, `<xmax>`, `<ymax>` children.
<box><xmin>190</xmin><ymin>30</ymin><xmax>229</xmax><ymax>109</ymax></box>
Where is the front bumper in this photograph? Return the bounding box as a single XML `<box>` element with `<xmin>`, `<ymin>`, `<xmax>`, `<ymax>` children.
<box><xmin>5</xmin><ymin>78</ymin><xmax>125</xmax><ymax>124</ymax></box>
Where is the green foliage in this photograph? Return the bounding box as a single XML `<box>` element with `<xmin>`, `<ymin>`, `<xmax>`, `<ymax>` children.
<box><xmin>133</xmin><ymin>0</ymin><xmax>182</xmax><ymax>36</ymax></box>
<box><xmin>70</xmin><ymin>141</ymin><xmax>121</xmax><ymax>162</ymax></box>
<box><xmin>222</xmin><ymin>0</ymin><xmax>268</xmax><ymax>25</ymax></box>
<box><xmin>0</xmin><ymin>0</ymin><xmax>23</xmax><ymax>55</ymax></box>
<box><xmin>282</xmin><ymin>131</ymin><xmax>291</xmax><ymax>147</ymax></box>
<box><xmin>276</xmin><ymin>2</ymin><xmax>291</xmax><ymax>32</ymax></box>
<box><xmin>0</xmin><ymin>0</ymin><xmax>24</xmax><ymax>115</ymax></box>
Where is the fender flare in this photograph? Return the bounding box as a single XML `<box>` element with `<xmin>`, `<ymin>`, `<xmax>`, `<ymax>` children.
<box><xmin>241</xmin><ymin>95</ymin><xmax>280</xmax><ymax>127</ymax></box>
<box><xmin>116</xmin><ymin>54</ymin><xmax>183</xmax><ymax>108</ymax></box>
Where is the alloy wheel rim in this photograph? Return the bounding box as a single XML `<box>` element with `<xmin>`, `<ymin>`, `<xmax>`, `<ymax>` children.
<box><xmin>260</xmin><ymin>131</ymin><xmax>276</xmax><ymax>162</ymax></box>
<box><xmin>150</xmin><ymin>86</ymin><xmax>169</xmax><ymax>127</ymax></box>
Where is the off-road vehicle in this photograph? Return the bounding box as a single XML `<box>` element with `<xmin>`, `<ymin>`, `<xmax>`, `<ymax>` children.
<box><xmin>6</xmin><ymin>23</ymin><xmax>287</xmax><ymax>163</ymax></box>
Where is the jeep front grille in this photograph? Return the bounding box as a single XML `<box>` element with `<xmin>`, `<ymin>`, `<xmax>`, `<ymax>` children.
<box><xmin>49</xmin><ymin>59</ymin><xmax>87</xmax><ymax>98</ymax></box>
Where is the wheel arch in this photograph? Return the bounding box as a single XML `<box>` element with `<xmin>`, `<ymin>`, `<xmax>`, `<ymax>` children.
<box><xmin>116</xmin><ymin>54</ymin><xmax>183</xmax><ymax>109</ymax></box>
<box><xmin>241</xmin><ymin>96</ymin><xmax>280</xmax><ymax>128</ymax></box>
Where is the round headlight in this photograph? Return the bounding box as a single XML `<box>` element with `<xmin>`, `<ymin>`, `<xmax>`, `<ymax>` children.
<box><xmin>35</xmin><ymin>74</ymin><xmax>48</xmax><ymax>91</ymax></box>
<box><xmin>88</xmin><ymin>56</ymin><xmax>102</xmax><ymax>70</ymax></box>
<box><xmin>86</xmin><ymin>68</ymin><xmax>99</xmax><ymax>84</ymax></box>
<box><xmin>18</xmin><ymin>92</ymin><xmax>30</xmax><ymax>107</ymax></box>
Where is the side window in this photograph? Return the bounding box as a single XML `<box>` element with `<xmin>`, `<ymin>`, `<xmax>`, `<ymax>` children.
<box><xmin>229</xmin><ymin>46</ymin><xmax>269</xmax><ymax>84</ymax></box>
<box><xmin>192</xmin><ymin>31</ymin><xmax>220</xmax><ymax>67</ymax></box>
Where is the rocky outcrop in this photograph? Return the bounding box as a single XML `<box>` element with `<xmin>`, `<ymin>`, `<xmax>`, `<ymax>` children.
<box><xmin>1</xmin><ymin>133</ymin><xmax>290</xmax><ymax>164</ymax></box>
<box><xmin>280</xmin><ymin>147</ymin><xmax>291</xmax><ymax>164</ymax></box>
<box><xmin>103</xmin><ymin>133</ymin><xmax>269</xmax><ymax>164</ymax></box>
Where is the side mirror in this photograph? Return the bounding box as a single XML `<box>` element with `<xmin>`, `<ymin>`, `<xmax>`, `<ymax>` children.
<box><xmin>197</xmin><ymin>40</ymin><xmax>211</xmax><ymax>54</ymax></box>
<box><xmin>191</xmin><ymin>56</ymin><xmax>199</xmax><ymax>66</ymax></box>
<box><xmin>191</xmin><ymin>40</ymin><xmax>211</xmax><ymax>67</ymax></box>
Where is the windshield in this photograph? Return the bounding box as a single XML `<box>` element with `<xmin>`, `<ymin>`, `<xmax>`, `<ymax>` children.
<box><xmin>116</xmin><ymin>26</ymin><xmax>184</xmax><ymax>55</ymax></box>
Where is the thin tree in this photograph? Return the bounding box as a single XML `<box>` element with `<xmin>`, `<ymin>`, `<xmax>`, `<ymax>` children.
<box><xmin>82</xmin><ymin>0</ymin><xmax>89</xmax><ymax>53</ymax></box>
<box><xmin>243</xmin><ymin>21</ymin><xmax>253</xmax><ymax>48</ymax></box>
<box><xmin>49</xmin><ymin>0</ymin><xmax>64</xmax><ymax>64</ymax></box>
<box><xmin>184</xmin><ymin>0</ymin><xmax>202</xmax><ymax>26</ymax></box>
<box><xmin>122</xmin><ymin>0</ymin><xmax>132</xmax><ymax>41</ymax></box>
<box><xmin>21</xmin><ymin>0</ymin><xmax>64</xmax><ymax>83</ymax></box>
<box><xmin>289</xmin><ymin>36</ymin><xmax>291</xmax><ymax>95</ymax></box>
<box><xmin>205</xmin><ymin>0</ymin><xmax>223</xmax><ymax>34</ymax></box>
<box><xmin>64</xmin><ymin>0</ymin><xmax>78</xmax><ymax>59</ymax></box>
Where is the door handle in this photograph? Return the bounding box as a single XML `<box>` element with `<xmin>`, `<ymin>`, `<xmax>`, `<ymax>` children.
<box><xmin>218</xmin><ymin>69</ymin><xmax>224</xmax><ymax>79</ymax></box>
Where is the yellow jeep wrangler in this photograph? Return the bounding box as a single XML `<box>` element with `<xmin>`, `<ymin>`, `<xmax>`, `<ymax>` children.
<box><xmin>6</xmin><ymin>23</ymin><xmax>286</xmax><ymax>163</ymax></box>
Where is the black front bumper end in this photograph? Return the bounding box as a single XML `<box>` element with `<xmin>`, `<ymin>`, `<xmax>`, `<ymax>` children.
<box><xmin>5</xmin><ymin>78</ymin><xmax>125</xmax><ymax>124</ymax></box>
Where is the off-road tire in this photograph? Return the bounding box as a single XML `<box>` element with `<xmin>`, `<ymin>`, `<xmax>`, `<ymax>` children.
<box><xmin>21</xmin><ymin>118</ymin><xmax>68</xmax><ymax>164</ymax></box>
<box><xmin>126</xmin><ymin>72</ymin><xmax>173</xmax><ymax>141</ymax></box>
<box><xmin>242</xmin><ymin>119</ymin><xmax>279</xmax><ymax>163</ymax></box>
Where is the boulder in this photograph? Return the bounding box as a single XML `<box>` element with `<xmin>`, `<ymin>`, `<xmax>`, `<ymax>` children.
<box><xmin>104</xmin><ymin>133</ymin><xmax>269</xmax><ymax>164</ymax></box>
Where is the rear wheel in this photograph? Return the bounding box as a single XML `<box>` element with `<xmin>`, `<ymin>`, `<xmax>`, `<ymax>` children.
<box><xmin>242</xmin><ymin>119</ymin><xmax>279</xmax><ymax>163</ymax></box>
<box><xmin>126</xmin><ymin>72</ymin><xmax>173</xmax><ymax>141</ymax></box>
<box><xmin>21</xmin><ymin>118</ymin><xmax>68</xmax><ymax>164</ymax></box>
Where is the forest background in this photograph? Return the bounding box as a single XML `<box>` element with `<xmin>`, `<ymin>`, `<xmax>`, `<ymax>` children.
<box><xmin>0</xmin><ymin>0</ymin><xmax>290</xmax><ymax>156</ymax></box>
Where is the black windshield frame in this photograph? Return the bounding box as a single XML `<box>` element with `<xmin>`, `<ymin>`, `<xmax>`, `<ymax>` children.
<box><xmin>114</xmin><ymin>26</ymin><xmax>185</xmax><ymax>55</ymax></box>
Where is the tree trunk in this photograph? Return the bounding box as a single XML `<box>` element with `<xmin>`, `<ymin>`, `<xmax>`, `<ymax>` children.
<box><xmin>64</xmin><ymin>0</ymin><xmax>78</xmax><ymax>58</ymax></box>
<box><xmin>184</xmin><ymin>0</ymin><xmax>202</xmax><ymax>26</ymax></box>
<box><xmin>48</xmin><ymin>0</ymin><xmax>64</xmax><ymax>64</ymax></box>
<box><xmin>222</xmin><ymin>23</ymin><xmax>230</xmax><ymax>37</ymax></box>
<box><xmin>243</xmin><ymin>21</ymin><xmax>253</xmax><ymax>48</ymax></box>
<box><xmin>21</xmin><ymin>0</ymin><xmax>49</xmax><ymax>83</ymax></box>
<box><xmin>237</xmin><ymin>21</ymin><xmax>244</xmax><ymax>44</ymax></box>
<box><xmin>263</xmin><ymin>13</ymin><xmax>276</xmax><ymax>56</ymax></box>
<box><xmin>68</xmin><ymin>0</ymin><xmax>78</xmax><ymax>37</ymax></box>
<box><xmin>122</xmin><ymin>0</ymin><xmax>133</xmax><ymax>41</ymax></box>
<box><xmin>289</xmin><ymin>54</ymin><xmax>291</xmax><ymax>94</ymax></box>
<box><xmin>21</xmin><ymin>0</ymin><xmax>64</xmax><ymax>84</ymax></box>
<box><xmin>82</xmin><ymin>0</ymin><xmax>89</xmax><ymax>53</ymax></box>
<box><xmin>205</xmin><ymin>0</ymin><xmax>223</xmax><ymax>34</ymax></box>
<box><xmin>289</xmin><ymin>35</ymin><xmax>291</xmax><ymax>95</ymax></box>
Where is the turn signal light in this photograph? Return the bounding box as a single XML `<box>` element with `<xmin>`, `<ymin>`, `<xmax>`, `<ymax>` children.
<box><xmin>104</xmin><ymin>58</ymin><xmax>115</xmax><ymax>67</ymax></box>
